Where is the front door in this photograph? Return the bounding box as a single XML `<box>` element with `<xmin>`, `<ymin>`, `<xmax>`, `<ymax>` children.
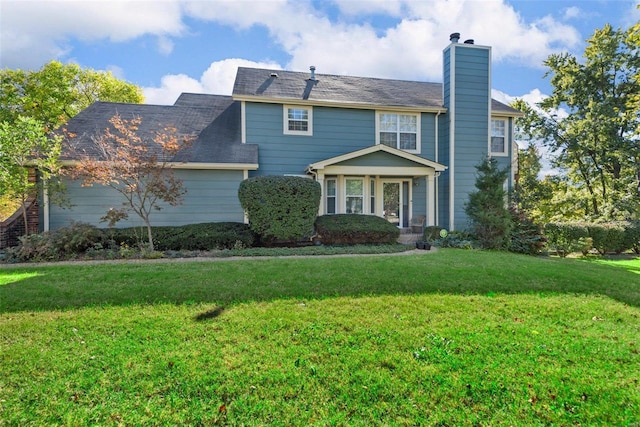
<box><xmin>383</xmin><ymin>180</ymin><xmax>410</xmax><ymax>228</ymax></box>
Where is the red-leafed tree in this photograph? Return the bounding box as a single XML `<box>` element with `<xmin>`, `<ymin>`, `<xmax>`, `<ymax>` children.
<box><xmin>70</xmin><ymin>114</ymin><xmax>193</xmax><ymax>251</ymax></box>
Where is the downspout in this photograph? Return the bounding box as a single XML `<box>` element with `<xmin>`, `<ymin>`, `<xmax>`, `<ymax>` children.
<box><xmin>434</xmin><ymin>111</ymin><xmax>441</xmax><ymax>226</ymax></box>
<box><xmin>43</xmin><ymin>179</ymin><xmax>50</xmax><ymax>232</ymax></box>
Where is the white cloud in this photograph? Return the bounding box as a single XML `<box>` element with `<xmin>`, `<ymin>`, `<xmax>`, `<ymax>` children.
<box><xmin>143</xmin><ymin>58</ymin><xmax>281</xmax><ymax>105</ymax></box>
<box><xmin>0</xmin><ymin>0</ymin><xmax>185</xmax><ymax>68</ymax></box>
<box><xmin>562</xmin><ymin>6</ymin><xmax>582</xmax><ymax>20</ymax></box>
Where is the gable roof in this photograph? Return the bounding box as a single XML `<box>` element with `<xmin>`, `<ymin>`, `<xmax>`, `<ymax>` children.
<box><xmin>308</xmin><ymin>144</ymin><xmax>447</xmax><ymax>173</ymax></box>
<box><xmin>59</xmin><ymin>94</ymin><xmax>258</xmax><ymax>168</ymax></box>
<box><xmin>233</xmin><ymin>67</ymin><xmax>522</xmax><ymax>116</ymax></box>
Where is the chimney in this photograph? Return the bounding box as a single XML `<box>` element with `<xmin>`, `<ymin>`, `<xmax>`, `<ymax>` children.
<box><xmin>464</xmin><ymin>39</ymin><xmax>474</xmax><ymax>44</ymax></box>
<box><xmin>449</xmin><ymin>32</ymin><xmax>460</xmax><ymax>43</ymax></box>
<box><xmin>309</xmin><ymin>66</ymin><xmax>316</xmax><ymax>81</ymax></box>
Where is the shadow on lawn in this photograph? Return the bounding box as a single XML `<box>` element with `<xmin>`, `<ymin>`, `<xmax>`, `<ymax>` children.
<box><xmin>1</xmin><ymin>252</ymin><xmax>639</xmax><ymax>313</ymax></box>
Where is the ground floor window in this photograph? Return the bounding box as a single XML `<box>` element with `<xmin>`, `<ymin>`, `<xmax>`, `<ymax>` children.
<box><xmin>326</xmin><ymin>179</ymin><xmax>336</xmax><ymax>214</ymax></box>
<box><xmin>345</xmin><ymin>178</ymin><xmax>364</xmax><ymax>214</ymax></box>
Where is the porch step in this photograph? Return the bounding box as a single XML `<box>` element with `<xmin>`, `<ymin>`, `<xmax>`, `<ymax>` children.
<box><xmin>397</xmin><ymin>233</ymin><xmax>422</xmax><ymax>245</ymax></box>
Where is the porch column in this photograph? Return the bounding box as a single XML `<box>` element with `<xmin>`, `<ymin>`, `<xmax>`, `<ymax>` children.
<box><xmin>316</xmin><ymin>172</ymin><xmax>325</xmax><ymax>216</ymax></box>
<box><xmin>426</xmin><ymin>174</ymin><xmax>435</xmax><ymax>226</ymax></box>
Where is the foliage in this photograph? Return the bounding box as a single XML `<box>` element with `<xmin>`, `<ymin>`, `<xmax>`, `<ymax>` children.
<box><xmin>69</xmin><ymin>114</ymin><xmax>193</xmax><ymax>251</ymax></box>
<box><xmin>509</xmin><ymin>208</ymin><xmax>547</xmax><ymax>255</ymax></box>
<box><xmin>423</xmin><ymin>226</ymin><xmax>445</xmax><ymax>243</ymax></box>
<box><xmin>109</xmin><ymin>222</ymin><xmax>257</xmax><ymax>251</ymax></box>
<box><xmin>0</xmin><ymin>116</ymin><xmax>62</xmax><ymax>232</ymax></box>
<box><xmin>586</xmin><ymin>223</ymin><xmax>627</xmax><ymax>255</ymax></box>
<box><xmin>238</xmin><ymin>175</ymin><xmax>321</xmax><ymax>245</ymax></box>
<box><xmin>544</xmin><ymin>222</ymin><xmax>590</xmax><ymax>257</ymax></box>
<box><xmin>0</xmin><ymin>60</ymin><xmax>143</xmax><ymax>131</ymax></box>
<box><xmin>513</xmin><ymin>144</ymin><xmax>561</xmax><ymax>223</ymax></box>
<box><xmin>513</xmin><ymin>22</ymin><xmax>640</xmax><ymax>221</ymax></box>
<box><xmin>314</xmin><ymin>214</ymin><xmax>400</xmax><ymax>245</ymax></box>
<box><xmin>465</xmin><ymin>157</ymin><xmax>513</xmax><ymax>250</ymax></box>
<box><xmin>2</xmin><ymin>251</ymin><xmax>639</xmax><ymax>425</ymax></box>
<box><xmin>9</xmin><ymin>222</ymin><xmax>107</xmax><ymax>262</ymax></box>
<box><xmin>622</xmin><ymin>220</ymin><xmax>640</xmax><ymax>254</ymax></box>
<box><xmin>432</xmin><ymin>230</ymin><xmax>478</xmax><ymax>249</ymax></box>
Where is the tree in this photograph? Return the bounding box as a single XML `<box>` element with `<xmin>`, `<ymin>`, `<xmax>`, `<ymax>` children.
<box><xmin>465</xmin><ymin>157</ymin><xmax>512</xmax><ymax>250</ymax></box>
<box><xmin>70</xmin><ymin>114</ymin><xmax>193</xmax><ymax>251</ymax></box>
<box><xmin>514</xmin><ymin>21</ymin><xmax>640</xmax><ymax>220</ymax></box>
<box><xmin>0</xmin><ymin>116</ymin><xmax>62</xmax><ymax>232</ymax></box>
<box><xmin>1</xmin><ymin>61</ymin><xmax>144</xmax><ymax>131</ymax></box>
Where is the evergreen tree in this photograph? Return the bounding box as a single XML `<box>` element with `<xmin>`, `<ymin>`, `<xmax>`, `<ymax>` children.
<box><xmin>465</xmin><ymin>157</ymin><xmax>512</xmax><ymax>250</ymax></box>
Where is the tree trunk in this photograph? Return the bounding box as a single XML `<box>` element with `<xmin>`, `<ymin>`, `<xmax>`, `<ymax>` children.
<box><xmin>144</xmin><ymin>217</ymin><xmax>154</xmax><ymax>252</ymax></box>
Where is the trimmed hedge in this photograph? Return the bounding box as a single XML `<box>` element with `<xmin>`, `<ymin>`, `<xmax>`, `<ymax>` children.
<box><xmin>109</xmin><ymin>222</ymin><xmax>256</xmax><ymax>251</ymax></box>
<box><xmin>544</xmin><ymin>221</ymin><xmax>640</xmax><ymax>256</ymax></box>
<box><xmin>238</xmin><ymin>175</ymin><xmax>321</xmax><ymax>244</ymax></box>
<box><xmin>315</xmin><ymin>214</ymin><xmax>400</xmax><ymax>245</ymax></box>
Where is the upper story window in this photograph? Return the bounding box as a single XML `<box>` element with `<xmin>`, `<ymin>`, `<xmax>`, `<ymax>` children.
<box><xmin>284</xmin><ymin>105</ymin><xmax>313</xmax><ymax>136</ymax></box>
<box><xmin>491</xmin><ymin>119</ymin><xmax>507</xmax><ymax>156</ymax></box>
<box><xmin>376</xmin><ymin>112</ymin><xmax>420</xmax><ymax>153</ymax></box>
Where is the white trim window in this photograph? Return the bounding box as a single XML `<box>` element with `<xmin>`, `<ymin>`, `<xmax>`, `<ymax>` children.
<box><xmin>377</xmin><ymin>112</ymin><xmax>420</xmax><ymax>153</ymax></box>
<box><xmin>490</xmin><ymin>119</ymin><xmax>507</xmax><ymax>156</ymax></box>
<box><xmin>345</xmin><ymin>178</ymin><xmax>364</xmax><ymax>214</ymax></box>
<box><xmin>326</xmin><ymin>178</ymin><xmax>337</xmax><ymax>214</ymax></box>
<box><xmin>284</xmin><ymin>105</ymin><xmax>313</xmax><ymax>135</ymax></box>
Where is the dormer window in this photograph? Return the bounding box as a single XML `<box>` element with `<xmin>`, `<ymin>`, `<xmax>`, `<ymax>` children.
<box><xmin>376</xmin><ymin>112</ymin><xmax>421</xmax><ymax>153</ymax></box>
<box><xmin>284</xmin><ymin>105</ymin><xmax>313</xmax><ymax>136</ymax></box>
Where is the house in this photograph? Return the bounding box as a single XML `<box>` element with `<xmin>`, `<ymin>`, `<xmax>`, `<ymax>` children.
<box><xmin>43</xmin><ymin>33</ymin><xmax>522</xmax><ymax>233</ymax></box>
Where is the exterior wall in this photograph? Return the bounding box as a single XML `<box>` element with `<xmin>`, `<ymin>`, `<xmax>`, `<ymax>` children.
<box><xmin>443</xmin><ymin>42</ymin><xmax>492</xmax><ymax>231</ymax></box>
<box><xmin>48</xmin><ymin>169</ymin><xmax>246</xmax><ymax>230</ymax></box>
<box><xmin>246</xmin><ymin>103</ymin><xmax>375</xmax><ymax>177</ymax></box>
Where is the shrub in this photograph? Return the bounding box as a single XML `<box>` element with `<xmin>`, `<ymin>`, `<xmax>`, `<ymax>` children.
<box><xmin>509</xmin><ymin>209</ymin><xmax>546</xmax><ymax>255</ymax></box>
<box><xmin>108</xmin><ymin>222</ymin><xmax>256</xmax><ymax>251</ymax></box>
<box><xmin>622</xmin><ymin>220</ymin><xmax>640</xmax><ymax>254</ymax></box>
<box><xmin>423</xmin><ymin>226</ymin><xmax>445</xmax><ymax>243</ymax></box>
<box><xmin>587</xmin><ymin>223</ymin><xmax>626</xmax><ymax>255</ymax></box>
<box><xmin>238</xmin><ymin>176</ymin><xmax>321</xmax><ymax>245</ymax></box>
<box><xmin>438</xmin><ymin>231</ymin><xmax>478</xmax><ymax>249</ymax></box>
<box><xmin>11</xmin><ymin>222</ymin><xmax>107</xmax><ymax>262</ymax></box>
<box><xmin>544</xmin><ymin>222</ymin><xmax>589</xmax><ymax>257</ymax></box>
<box><xmin>315</xmin><ymin>214</ymin><xmax>400</xmax><ymax>245</ymax></box>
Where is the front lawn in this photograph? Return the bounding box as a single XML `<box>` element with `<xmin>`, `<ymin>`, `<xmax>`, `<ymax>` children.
<box><xmin>1</xmin><ymin>250</ymin><xmax>638</xmax><ymax>425</ymax></box>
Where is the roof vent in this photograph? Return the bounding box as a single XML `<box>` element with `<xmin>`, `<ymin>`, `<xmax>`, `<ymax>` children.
<box><xmin>270</xmin><ymin>72</ymin><xmax>278</xmax><ymax>78</ymax></box>
<box><xmin>449</xmin><ymin>33</ymin><xmax>460</xmax><ymax>43</ymax></box>
<box><xmin>464</xmin><ymin>39</ymin><xmax>474</xmax><ymax>44</ymax></box>
<box><xmin>309</xmin><ymin>66</ymin><xmax>316</xmax><ymax>81</ymax></box>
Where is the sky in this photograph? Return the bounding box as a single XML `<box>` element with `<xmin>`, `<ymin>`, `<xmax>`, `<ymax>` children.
<box><xmin>1</xmin><ymin>0</ymin><xmax>639</xmax><ymax>109</ymax></box>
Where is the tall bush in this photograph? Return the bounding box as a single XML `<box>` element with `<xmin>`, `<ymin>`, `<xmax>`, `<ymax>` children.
<box><xmin>238</xmin><ymin>175</ymin><xmax>321</xmax><ymax>245</ymax></box>
<box><xmin>464</xmin><ymin>157</ymin><xmax>512</xmax><ymax>250</ymax></box>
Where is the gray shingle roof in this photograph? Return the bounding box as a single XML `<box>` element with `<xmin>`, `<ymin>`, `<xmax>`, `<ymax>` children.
<box><xmin>233</xmin><ymin>67</ymin><xmax>521</xmax><ymax>115</ymax></box>
<box><xmin>60</xmin><ymin>95</ymin><xmax>258</xmax><ymax>165</ymax></box>
<box><xmin>233</xmin><ymin>67</ymin><xmax>444</xmax><ymax>109</ymax></box>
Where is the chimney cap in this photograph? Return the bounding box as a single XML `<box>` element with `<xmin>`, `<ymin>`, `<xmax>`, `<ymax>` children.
<box><xmin>449</xmin><ymin>32</ymin><xmax>460</xmax><ymax>43</ymax></box>
<box><xmin>464</xmin><ymin>39</ymin><xmax>474</xmax><ymax>44</ymax></box>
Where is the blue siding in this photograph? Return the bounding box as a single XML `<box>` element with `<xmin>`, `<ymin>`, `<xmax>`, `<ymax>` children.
<box><xmin>246</xmin><ymin>104</ymin><xmax>374</xmax><ymax>176</ymax></box>
<box><xmin>49</xmin><ymin>169</ymin><xmax>245</xmax><ymax>229</ymax></box>
<box><xmin>444</xmin><ymin>44</ymin><xmax>491</xmax><ymax>230</ymax></box>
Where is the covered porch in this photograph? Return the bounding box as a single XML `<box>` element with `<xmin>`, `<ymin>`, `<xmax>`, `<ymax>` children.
<box><xmin>306</xmin><ymin>145</ymin><xmax>446</xmax><ymax>228</ymax></box>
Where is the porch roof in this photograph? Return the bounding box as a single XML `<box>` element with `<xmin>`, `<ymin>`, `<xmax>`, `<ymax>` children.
<box><xmin>306</xmin><ymin>144</ymin><xmax>447</xmax><ymax>176</ymax></box>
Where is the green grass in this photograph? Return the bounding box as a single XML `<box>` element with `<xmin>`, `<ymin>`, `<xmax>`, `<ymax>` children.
<box><xmin>1</xmin><ymin>250</ymin><xmax>639</xmax><ymax>425</ymax></box>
